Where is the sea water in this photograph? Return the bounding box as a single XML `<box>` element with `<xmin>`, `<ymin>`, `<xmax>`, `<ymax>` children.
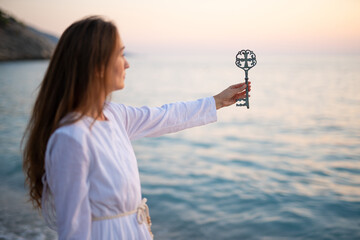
<box><xmin>0</xmin><ymin>54</ymin><xmax>359</xmax><ymax>239</ymax></box>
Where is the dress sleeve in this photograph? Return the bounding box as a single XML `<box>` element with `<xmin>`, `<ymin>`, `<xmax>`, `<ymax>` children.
<box><xmin>45</xmin><ymin>132</ymin><xmax>91</xmax><ymax>240</ymax></box>
<box><xmin>119</xmin><ymin>96</ymin><xmax>217</xmax><ymax>141</ymax></box>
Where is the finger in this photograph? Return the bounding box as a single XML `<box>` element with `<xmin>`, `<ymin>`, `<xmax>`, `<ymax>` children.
<box><xmin>228</xmin><ymin>86</ymin><xmax>247</xmax><ymax>99</ymax></box>
<box><xmin>235</xmin><ymin>89</ymin><xmax>247</xmax><ymax>96</ymax></box>
<box><xmin>232</xmin><ymin>82</ymin><xmax>252</xmax><ymax>91</ymax></box>
<box><xmin>235</xmin><ymin>89</ymin><xmax>247</xmax><ymax>97</ymax></box>
<box><xmin>230</xmin><ymin>82</ymin><xmax>246</xmax><ymax>89</ymax></box>
<box><xmin>235</xmin><ymin>87</ymin><xmax>251</xmax><ymax>96</ymax></box>
<box><xmin>234</xmin><ymin>93</ymin><xmax>246</xmax><ymax>100</ymax></box>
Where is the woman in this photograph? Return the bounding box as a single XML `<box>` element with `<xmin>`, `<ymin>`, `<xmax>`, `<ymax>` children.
<box><xmin>23</xmin><ymin>16</ymin><xmax>251</xmax><ymax>240</ymax></box>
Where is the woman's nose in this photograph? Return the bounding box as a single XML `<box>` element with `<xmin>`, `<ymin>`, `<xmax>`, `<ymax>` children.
<box><xmin>125</xmin><ymin>58</ymin><xmax>130</xmax><ymax>69</ymax></box>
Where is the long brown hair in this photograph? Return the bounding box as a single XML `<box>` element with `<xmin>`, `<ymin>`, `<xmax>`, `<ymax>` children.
<box><xmin>22</xmin><ymin>16</ymin><xmax>118</xmax><ymax>209</ymax></box>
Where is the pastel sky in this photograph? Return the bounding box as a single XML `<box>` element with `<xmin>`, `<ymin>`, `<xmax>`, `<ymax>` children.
<box><xmin>1</xmin><ymin>0</ymin><xmax>360</xmax><ymax>55</ymax></box>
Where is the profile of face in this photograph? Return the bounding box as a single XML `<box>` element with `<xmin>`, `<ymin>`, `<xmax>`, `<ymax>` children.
<box><xmin>106</xmin><ymin>33</ymin><xmax>130</xmax><ymax>93</ymax></box>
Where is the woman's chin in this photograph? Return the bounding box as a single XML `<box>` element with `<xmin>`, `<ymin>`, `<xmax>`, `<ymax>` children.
<box><xmin>117</xmin><ymin>84</ymin><xmax>125</xmax><ymax>90</ymax></box>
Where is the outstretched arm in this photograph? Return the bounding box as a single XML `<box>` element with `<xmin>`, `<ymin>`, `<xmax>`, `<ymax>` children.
<box><xmin>213</xmin><ymin>82</ymin><xmax>251</xmax><ymax>110</ymax></box>
<box><xmin>112</xmin><ymin>97</ymin><xmax>217</xmax><ymax>141</ymax></box>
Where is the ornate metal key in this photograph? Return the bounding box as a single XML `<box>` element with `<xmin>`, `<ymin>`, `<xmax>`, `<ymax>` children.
<box><xmin>235</xmin><ymin>50</ymin><xmax>257</xmax><ymax>109</ymax></box>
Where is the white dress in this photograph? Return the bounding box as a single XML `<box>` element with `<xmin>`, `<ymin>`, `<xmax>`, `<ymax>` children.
<box><xmin>41</xmin><ymin>97</ymin><xmax>217</xmax><ymax>240</ymax></box>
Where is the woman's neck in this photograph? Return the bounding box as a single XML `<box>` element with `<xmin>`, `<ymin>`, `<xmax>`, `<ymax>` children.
<box><xmin>86</xmin><ymin>108</ymin><xmax>108</xmax><ymax>121</ymax></box>
<box><xmin>96</xmin><ymin>112</ymin><xmax>108</xmax><ymax>121</ymax></box>
<box><xmin>79</xmin><ymin>100</ymin><xmax>108</xmax><ymax>121</ymax></box>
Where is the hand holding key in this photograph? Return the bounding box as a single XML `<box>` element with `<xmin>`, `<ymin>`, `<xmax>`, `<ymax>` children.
<box><xmin>213</xmin><ymin>82</ymin><xmax>251</xmax><ymax>110</ymax></box>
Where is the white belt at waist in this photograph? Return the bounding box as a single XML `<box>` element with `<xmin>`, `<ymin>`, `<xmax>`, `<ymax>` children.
<box><xmin>92</xmin><ymin>198</ymin><xmax>153</xmax><ymax>238</ymax></box>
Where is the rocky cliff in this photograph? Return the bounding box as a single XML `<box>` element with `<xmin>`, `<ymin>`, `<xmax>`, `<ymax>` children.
<box><xmin>0</xmin><ymin>9</ymin><xmax>58</xmax><ymax>61</ymax></box>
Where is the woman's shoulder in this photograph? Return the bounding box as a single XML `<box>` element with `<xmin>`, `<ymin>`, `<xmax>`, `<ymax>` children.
<box><xmin>45</xmin><ymin>120</ymin><xmax>92</xmax><ymax>166</ymax></box>
<box><xmin>104</xmin><ymin>101</ymin><xmax>129</xmax><ymax>121</ymax></box>
<box><xmin>105</xmin><ymin>101</ymin><xmax>127</xmax><ymax>113</ymax></box>
<box><xmin>50</xmin><ymin>118</ymin><xmax>91</xmax><ymax>146</ymax></box>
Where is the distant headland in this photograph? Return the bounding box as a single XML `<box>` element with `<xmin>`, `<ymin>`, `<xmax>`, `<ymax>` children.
<box><xmin>0</xmin><ymin>9</ymin><xmax>58</xmax><ymax>61</ymax></box>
